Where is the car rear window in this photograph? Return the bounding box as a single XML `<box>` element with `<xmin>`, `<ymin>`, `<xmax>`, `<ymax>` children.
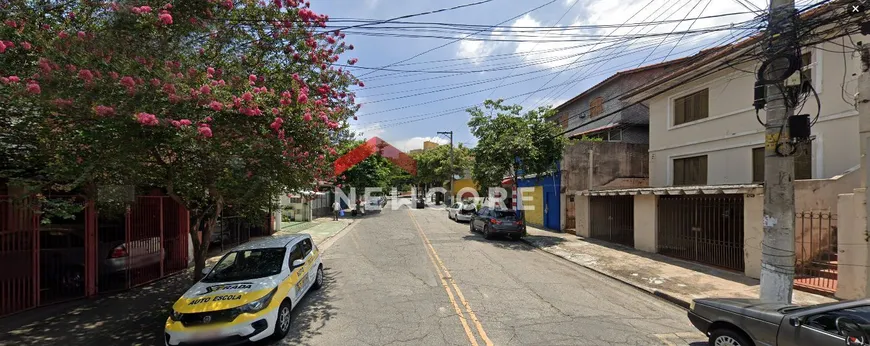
<box><xmin>493</xmin><ymin>210</ymin><xmax>517</xmax><ymax>220</ymax></box>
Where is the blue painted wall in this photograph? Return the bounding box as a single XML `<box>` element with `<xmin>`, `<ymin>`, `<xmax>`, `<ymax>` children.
<box><xmin>516</xmin><ymin>163</ymin><xmax>561</xmax><ymax>231</ymax></box>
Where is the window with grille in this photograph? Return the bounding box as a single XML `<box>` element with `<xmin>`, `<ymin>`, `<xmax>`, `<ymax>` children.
<box><xmin>589</xmin><ymin>97</ymin><xmax>604</xmax><ymax>118</ymax></box>
<box><xmin>795</xmin><ymin>142</ymin><xmax>812</xmax><ymax>180</ymax></box>
<box><xmin>673</xmin><ymin>89</ymin><xmax>709</xmax><ymax>126</ymax></box>
<box><xmin>673</xmin><ymin>155</ymin><xmax>707</xmax><ymax>186</ymax></box>
<box><xmin>752</xmin><ymin>147</ymin><xmax>764</xmax><ymax>183</ymax></box>
<box><xmin>800</xmin><ymin>51</ymin><xmax>813</xmax><ymax>94</ymax></box>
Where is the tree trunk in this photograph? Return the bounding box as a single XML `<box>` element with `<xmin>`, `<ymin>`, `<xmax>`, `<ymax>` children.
<box><xmin>190</xmin><ymin>197</ymin><xmax>223</xmax><ymax>281</ymax></box>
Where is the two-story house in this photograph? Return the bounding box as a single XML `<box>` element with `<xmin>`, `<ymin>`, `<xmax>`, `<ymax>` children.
<box><xmin>543</xmin><ymin>54</ymin><xmax>717</xmax><ymax>233</ymax></box>
<box><xmin>575</xmin><ymin>5</ymin><xmax>866</xmax><ymax>297</ymax></box>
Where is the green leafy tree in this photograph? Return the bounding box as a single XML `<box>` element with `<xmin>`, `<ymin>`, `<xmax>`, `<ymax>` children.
<box><xmin>0</xmin><ymin>0</ymin><xmax>362</xmax><ymax>279</ymax></box>
<box><xmin>467</xmin><ymin>99</ymin><xmax>567</xmax><ymax>209</ymax></box>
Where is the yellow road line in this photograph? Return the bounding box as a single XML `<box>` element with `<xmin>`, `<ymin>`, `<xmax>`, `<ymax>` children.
<box><xmin>408</xmin><ymin>210</ymin><xmax>494</xmax><ymax>346</ymax></box>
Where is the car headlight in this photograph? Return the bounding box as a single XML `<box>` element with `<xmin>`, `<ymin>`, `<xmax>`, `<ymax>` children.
<box><xmin>236</xmin><ymin>287</ymin><xmax>278</xmax><ymax>314</ymax></box>
<box><xmin>689</xmin><ymin>301</ymin><xmax>696</xmax><ymax>311</ymax></box>
<box><xmin>171</xmin><ymin>309</ymin><xmax>184</xmax><ymax>321</ymax></box>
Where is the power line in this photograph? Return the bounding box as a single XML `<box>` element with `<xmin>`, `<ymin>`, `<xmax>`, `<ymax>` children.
<box><xmin>355</xmin><ymin>0</ymin><xmax>560</xmax><ymax>79</ymax></box>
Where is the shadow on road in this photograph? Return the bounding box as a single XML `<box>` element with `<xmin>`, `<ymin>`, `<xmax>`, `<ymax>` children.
<box><xmin>0</xmin><ymin>270</ymin><xmax>195</xmax><ymax>346</ymax></box>
<box><xmin>461</xmin><ymin>233</ymin><xmax>538</xmax><ymax>251</ymax></box>
<box><xmin>258</xmin><ymin>268</ymin><xmax>339</xmax><ymax>346</ymax></box>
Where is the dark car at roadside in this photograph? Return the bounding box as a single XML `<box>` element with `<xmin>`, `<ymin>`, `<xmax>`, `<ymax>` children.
<box><xmin>688</xmin><ymin>297</ymin><xmax>870</xmax><ymax>346</ymax></box>
<box><xmin>470</xmin><ymin>207</ymin><xmax>525</xmax><ymax>240</ymax></box>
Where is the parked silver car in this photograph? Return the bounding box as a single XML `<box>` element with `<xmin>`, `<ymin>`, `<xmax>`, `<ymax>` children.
<box><xmin>447</xmin><ymin>202</ymin><xmax>476</xmax><ymax>222</ymax></box>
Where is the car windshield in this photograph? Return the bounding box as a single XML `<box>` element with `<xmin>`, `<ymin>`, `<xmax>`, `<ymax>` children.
<box><xmin>201</xmin><ymin>247</ymin><xmax>286</xmax><ymax>283</ymax></box>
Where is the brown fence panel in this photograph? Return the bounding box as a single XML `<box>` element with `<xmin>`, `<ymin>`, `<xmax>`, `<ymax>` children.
<box><xmin>162</xmin><ymin>198</ymin><xmax>188</xmax><ymax>275</ymax></box>
<box><xmin>589</xmin><ymin>196</ymin><xmax>635</xmax><ymax>247</ymax></box>
<box><xmin>0</xmin><ymin>196</ymin><xmax>38</xmax><ymax>317</ymax></box>
<box><xmin>657</xmin><ymin>195</ymin><xmax>744</xmax><ymax>272</ymax></box>
<box><xmin>794</xmin><ymin>211</ymin><xmax>837</xmax><ymax>295</ymax></box>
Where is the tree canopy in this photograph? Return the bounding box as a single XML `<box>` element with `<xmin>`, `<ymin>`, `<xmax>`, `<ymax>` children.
<box><xmin>410</xmin><ymin>142</ymin><xmax>473</xmax><ymax>191</ymax></box>
<box><xmin>0</xmin><ymin>0</ymin><xmax>362</xmax><ymax>278</ymax></box>
<box><xmin>466</xmin><ymin>99</ymin><xmax>567</xmax><ymax>193</ymax></box>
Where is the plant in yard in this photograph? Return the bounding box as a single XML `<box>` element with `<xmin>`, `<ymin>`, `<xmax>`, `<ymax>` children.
<box><xmin>0</xmin><ymin>0</ymin><xmax>361</xmax><ymax>279</ymax></box>
<box><xmin>466</xmin><ymin>99</ymin><xmax>567</xmax><ymax>211</ymax></box>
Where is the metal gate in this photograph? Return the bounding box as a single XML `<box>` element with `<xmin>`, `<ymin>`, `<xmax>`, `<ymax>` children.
<box><xmin>794</xmin><ymin>211</ymin><xmax>837</xmax><ymax>295</ymax></box>
<box><xmin>565</xmin><ymin>195</ymin><xmax>576</xmax><ymax>233</ymax></box>
<box><xmin>589</xmin><ymin>196</ymin><xmax>635</xmax><ymax>247</ymax></box>
<box><xmin>0</xmin><ymin>196</ymin><xmax>38</xmax><ymax>316</ymax></box>
<box><xmin>657</xmin><ymin>195</ymin><xmax>744</xmax><ymax>271</ymax></box>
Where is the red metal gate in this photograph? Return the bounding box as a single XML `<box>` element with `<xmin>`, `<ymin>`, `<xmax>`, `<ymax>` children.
<box><xmin>794</xmin><ymin>211</ymin><xmax>838</xmax><ymax>295</ymax></box>
<box><xmin>0</xmin><ymin>196</ymin><xmax>38</xmax><ymax>316</ymax></box>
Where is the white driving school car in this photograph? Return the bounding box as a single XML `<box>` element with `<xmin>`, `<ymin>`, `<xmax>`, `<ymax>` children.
<box><xmin>164</xmin><ymin>234</ymin><xmax>323</xmax><ymax>346</ymax></box>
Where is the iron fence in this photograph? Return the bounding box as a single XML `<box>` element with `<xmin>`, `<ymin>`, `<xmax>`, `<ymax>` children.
<box><xmin>657</xmin><ymin>195</ymin><xmax>745</xmax><ymax>272</ymax></box>
<box><xmin>589</xmin><ymin>196</ymin><xmax>635</xmax><ymax>247</ymax></box>
<box><xmin>0</xmin><ymin>196</ymin><xmax>39</xmax><ymax>316</ymax></box>
<box><xmin>794</xmin><ymin>211</ymin><xmax>837</xmax><ymax>295</ymax></box>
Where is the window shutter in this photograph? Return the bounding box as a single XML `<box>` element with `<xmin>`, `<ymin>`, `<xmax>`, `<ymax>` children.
<box><xmin>752</xmin><ymin>147</ymin><xmax>765</xmax><ymax>183</ymax></box>
<box><xmin>698</xmin><ymin>155</ymin><xmax>708</xmax><ymax>185</ymax></box>
<box><xmin>673</xmin><ymin>159</ymin><xmax>685</xmax><ymax>185</ymax></box>
<box><xmin>699</xmin><ymin>89</ymin><xmax>709</xmax><ymax>120</ymax></box>
<box><xmin>674</xmin><ymin>97</ymin><xmax>686</xmax><ymax>125</ymax></box>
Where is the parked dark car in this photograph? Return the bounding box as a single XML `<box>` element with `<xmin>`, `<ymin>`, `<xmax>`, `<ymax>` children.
<box><xmin>40</xmin><ymin>226</ymin><xmax>164</xmax><ymax>294</ymax></box>
<box><xmin>688</xmin><ymin>297</ymin><xmax>870</xmax><ymax>346</ymax></box>
<box><xmin>470</xmin><ymin>207</ymin><xmax>525</xmax><ymax>240</ymax></box>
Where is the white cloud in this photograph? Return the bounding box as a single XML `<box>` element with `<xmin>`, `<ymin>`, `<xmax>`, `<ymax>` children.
<box><xmin>364</xmin><ymin>0</ymin><xmax>380</xmax><ymax>8</ymax></box>
<box><xmin>392</xmin><ymin>136</ymin><xmax>449</xmax><ymax>152</ymax></box>
<box><xmin>349</xmin><ymin>121</ymin><xmax>385</xmax><ymax>139</ymax></box>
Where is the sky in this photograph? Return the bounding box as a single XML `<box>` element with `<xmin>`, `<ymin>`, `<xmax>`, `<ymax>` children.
<box><xmin>309</xmin><ymin>0</ymin><xmax>780</xmax><ymax>152</ymax></box>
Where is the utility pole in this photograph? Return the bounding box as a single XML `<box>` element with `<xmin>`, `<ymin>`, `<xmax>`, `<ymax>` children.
<box><xmin>759</xmin><ymin>0</ymin><xmax>797</xmax><ymax>303</ymax></box>
<box><xmin>438</xmin><ymin>131</ymin><xmax>454</xmax><ymax>205</ymax></box>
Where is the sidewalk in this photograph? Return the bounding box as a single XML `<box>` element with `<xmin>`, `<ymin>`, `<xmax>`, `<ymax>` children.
<box><xmin>0</xmin><ymin>218</ymin><xmax>355</xmax><ymax>346</ymax></box>
<box><xmin>521</xmin><ymin>226</ymin><xmax>836</xmax><ymax>308</ymax></box>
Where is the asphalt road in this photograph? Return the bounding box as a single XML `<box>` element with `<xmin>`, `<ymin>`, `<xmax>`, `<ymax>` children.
<box><xmin>271</xmin><ymin>203</ymin><xmax>707</xmax><ymax>346</ymax></box>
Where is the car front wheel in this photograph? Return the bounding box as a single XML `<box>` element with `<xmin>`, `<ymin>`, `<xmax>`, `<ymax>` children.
<box><xmin>311</xmin><ymin>266</ymin><xmax>324</xmax><ymax>290</ymax></box>
<box><xmin>271</xmin><ymin>300</ymin><xmax>292</xmax><ymax>340</ymax></box>
<box><xmin>709</xmin><ymin>328</ymin><xmax>753</xmax><ymax>346</ymax></box>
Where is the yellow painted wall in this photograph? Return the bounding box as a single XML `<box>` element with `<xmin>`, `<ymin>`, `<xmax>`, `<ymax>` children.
<box><xmin>520</xmin><ymin>186</ymin><xmax>544</xmax><ymax>225</ymax></box>
<box><xmin>453</xmin><ymin>178</ymin><xmax>478</xmax><ymax>198</ymax></box>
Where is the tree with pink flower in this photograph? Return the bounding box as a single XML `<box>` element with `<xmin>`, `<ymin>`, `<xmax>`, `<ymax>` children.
<box><xmin>0</xmin><ymin>0</ymin><xmax>362</xmax><ymax>280</ymax></box>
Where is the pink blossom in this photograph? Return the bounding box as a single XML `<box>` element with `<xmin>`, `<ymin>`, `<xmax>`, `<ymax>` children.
<box><xmin>78</xmin><ymin>69</ymin><xmax>94</xmax><ymax>82</ymax></box>
<box><xmin>222</xmin><ymin>0</ymin><xmax>233</xmax><ymax>9</ymax></box>
<box><xmin>358</xmin><ymin>81</ymin><xmax>365</xmax><ymax>87</ymax></box>
<box><xmin>77</xmin><ymin>31</ymin><xmax>86</xmax><ymax>40</ymax></box>
<box><xmin>348</xmin><ymin>58</ymin><xmax>358</xmax><ymax>65</ymax></box>
<box><xmin>353</xmin><ymin>116</ymin><xmax>358</xmax><ymax>121</ymax></box>
<box><xmin>2</xmin><ymin>41</ymin><xmax>12</xmax><ymax>50</ymax></box>
<box><xmin>20</xmin><ymin>41</ymin><xmax>31</xmax><ymax>50</ymax></box>
<box><xmin>348</xmin><ymin>44</ymin><xmax>354</xmax><ymax>50</ymax></box>
<box><xmin>248</xmin><ymin>74</ymin><xmax>257</xmax><ymax>82</ymax></box>
<box><xmin>198</xmin><ymin>125</ymin><xmax>213</xmax><ymax>138</ymax></box>
<box><xmin>171</xmin><ymin>120</ymin><xmax>181</xmax><ymax>127</ymax></box>
<box><xmin>199</xmin><ymin>84</ymin><xmax>211</xmax><ymax>94</ymax></box>
<box><xmin>109</xmin><ymin>71</ymin><xmax>119</xmax><ymax>80</ymax></box>
<box><xmin>297</xmin><ymin>92</ymin><xmax>308</xmax><ymax>104</ymax></box>
<box><xmin>150</xmin><ymin>78</ymin><xmax>161</xmax><ymax>87</ymax></box>
<box><xmin>326</xmin><ymin>36</ymin><xmax>336</xmax><ymax>44</ymax></box>
<box><xmin>26</xmin><ymin>82</ymin><xmax>41</xmax><ymax>94</ymax></box>
<box><xmin>209</xmin><ymin>101</ymin><xmax>223</xmax><ymax>111</ymax></box>
<box><xmin>120</xmin><ymin>76</ymin><xmax>135</xmax><ymax>88</ymax></box>
<box><xmin>95</xmin><ymin>105</ymin><xmax>115</xmax><ymax>116</ymax></box>
<box><xmin>136</xmin><ymin>112</ymin><xmax>159</xmax><ymax>126</ymax></box>
<box><xmin>5</xmin><ymin>20</ymin><xmax>16</xmax><ymax>28</ymax></box>
<box><xmin>303</xmin><ymin>112</ymin><xmax>312</xmax><ymax>121</ymax></box>
<box><xmin>207</xmin><ymin>67</ymin><xmax>215</xmax><ymax>75</ymax></box>
<box><xmin>162</xmin><ymin>83</ymin><xmax>176</xmax><ymax>94</ymax></box>
<box><xmin>163</xmin><ymin>3</ymin><xmax>173</xmax><ymax>9</ymax></box>
<box><xmin>58</xmin><ymin>31</ymin><xmax>68</xmax><ymax>39</ymax></box>
<box><xmin>205</xmin><ymin>116</ymin><xmax>213</xmax><ymax>122</ymax></box>
<box><xmin>242</xmin><ymin>91</ymin><xmax>253</xmax><ymax>102</ymax></box>
<box><xmin>179</xmin><ymin>119</ymin><xmax>192</xmax><ymax>126</ymax></box>
<box><xmin>5</xmin><ymin>76</ymin><xmax>19</xmax><ymax>83</ymax></box>
<box><xmin>52</xmin><ymin>98</ymin><xmax>74</xmax><ymax>107</ymax></box>
<box><xmin>272</xmin><ymin>108</ymin><xmax>280</xmax><ymax>115</ymax></box>
<box><xmin>0</xmin><ymin>42</ymin><xmax>5</xmax><ymax>54</ymax></box>
<box><xmin>168</xmin><ymin>94</ymin><xmax>181</xmax><ymax>103</ymax></box>
<box><xmin>159</xmin><ymin>11</ymin><xmax>173</xmax><ymax>25</ymax></box>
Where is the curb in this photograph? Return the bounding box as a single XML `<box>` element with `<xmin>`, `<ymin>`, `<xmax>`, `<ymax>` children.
<box><xmin>519</xmin><ymin>237</ymin><xmax>692</xmax><ymax>310</ymax></box>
